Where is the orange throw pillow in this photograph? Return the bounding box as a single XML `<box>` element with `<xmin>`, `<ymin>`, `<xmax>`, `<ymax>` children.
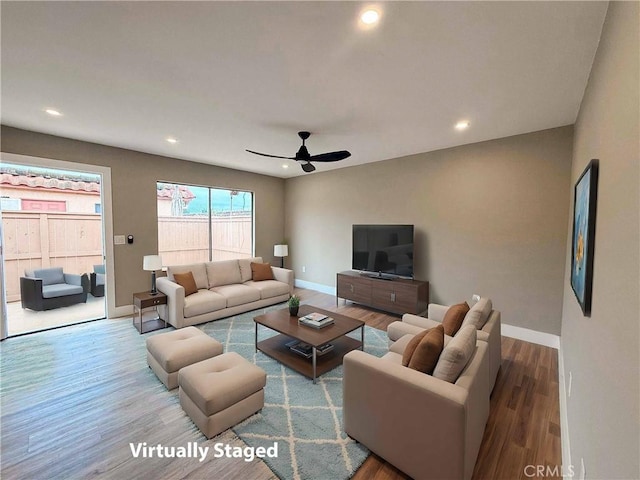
<box><xmin>251</xmin><ymin>262</ymin><xmax>274</xmax><ymax>281</ymax></box>
<box><xmin>408</xmin><ymin>324</ymin><xmax>445</xmax><ymax>374</ymax></box>
<box><xmin>402</xmin><ymin>330</ymin><xmax>429</xmax><ymax>367</ymax></box>
<box><xmin>442</xmin><ymin>302</ymin><xmax>470</xmax><ymax>336</ymax></box>
<box><xmin>173</xmin><ymin>271</ymin><xmax>198</xmax><ymax>296</ymax></box>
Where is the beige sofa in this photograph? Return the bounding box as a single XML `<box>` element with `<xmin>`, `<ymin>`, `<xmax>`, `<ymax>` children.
<box><xmin>343</xmin><ymin>325</ymin><xmax>491</xmax><ymax>480</ymax></box>
<box><xmin>156</xmin><ymin>257</ymin><xmax>294</xmax><ymax>329</ymax></box>
<box><xmin>388</xmin><ymin>298</ymin><xmax>501</xmax><ymax>387</ymax></box>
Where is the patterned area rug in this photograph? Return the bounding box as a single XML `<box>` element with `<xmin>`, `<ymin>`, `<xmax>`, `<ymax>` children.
<box><xmin>199</xmin><ymin>305</ymin><xmax>388</xmax><ymax>480</ymax></box>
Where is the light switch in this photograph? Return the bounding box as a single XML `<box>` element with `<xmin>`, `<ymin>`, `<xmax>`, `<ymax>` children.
<box><xmin>114</xmin><ymin>235</ymin><xmax>125</xmax><ymax>245</ymax></box>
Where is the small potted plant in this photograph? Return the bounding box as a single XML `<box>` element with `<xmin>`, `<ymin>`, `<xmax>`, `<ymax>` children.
<box><xmin>288</xmin><ymin>295</ymin><xmax>300</xmax><ymax>316</ymax></box>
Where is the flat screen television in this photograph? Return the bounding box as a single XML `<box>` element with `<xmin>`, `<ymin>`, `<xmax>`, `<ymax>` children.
<box><xmin>352</xmin><ymin>224</ymin><xmax>414</xmax><ymax>278</ymax></box>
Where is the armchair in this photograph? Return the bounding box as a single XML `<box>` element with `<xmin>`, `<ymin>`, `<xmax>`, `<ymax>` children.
<box><xmin>90</xmin><ymin>264</ymin><xmax>105</xmax><ymax>297</ymax></box>
<box><xmin>343</xmin><ymin>331</ymin><xmax>491</xmax><ymax>480</ymax></box>
<box><xmin>20</xmin><ymin>267</ymin><xmax>89</xmax><ymax>311</ymax></box>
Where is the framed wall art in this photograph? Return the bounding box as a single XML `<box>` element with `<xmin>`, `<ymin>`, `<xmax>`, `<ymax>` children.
<box><xmin>570</xmin><ymin>159</ymin><xmax>599</xmax><ymax>316</ymax></box>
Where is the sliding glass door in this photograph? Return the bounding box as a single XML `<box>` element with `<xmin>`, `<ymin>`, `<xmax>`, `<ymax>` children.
<box><xmin>0</xmin><ymin>161</ymin><xmax>107</xmax><ymax>336</ymax></box>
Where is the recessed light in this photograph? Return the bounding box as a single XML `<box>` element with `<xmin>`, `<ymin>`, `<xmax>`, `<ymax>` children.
<box><xmin>455</xmin><ymin>120</ymin><xmax>470</xmax><ymax>131</ymax></box>
<box><xmin>45</xmin><ymin>108</ymin><xmax>62</xmax><ymax>117</ymax></box>
<box><xmin>166</xmin><ymin>137</ymin><xmax>178</xmax><ymax>144</ymax></box>
<box><xmin>360</xmin><ymin>9</ymin><xmax>380</xmax><ymax>25</ymax></box>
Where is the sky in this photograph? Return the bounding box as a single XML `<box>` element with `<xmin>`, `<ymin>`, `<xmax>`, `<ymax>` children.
<box><xmin>184</xmin><ymin>186</ymin><xmax>252</xmax><ymax>215</ymax></box>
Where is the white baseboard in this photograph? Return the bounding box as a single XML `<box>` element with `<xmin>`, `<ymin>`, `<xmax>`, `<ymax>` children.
<box><xmin>294</xmin><ymin>279</ymin><xmax>336</xmax><ymax>296</ymax></box>
<box><xmin>501</xmin><ymin>323</ymin><xmax>560</xmax><ymax>349</ymax></box>
<box><xmin>557</xmin><ymin>343</ymin><xmax>572</xmax><ymax>475</ymax></box>
<box><xmin>112</xmin><ymin>304</ymin><xmax>134</xmax><ymax>319</ymax></box>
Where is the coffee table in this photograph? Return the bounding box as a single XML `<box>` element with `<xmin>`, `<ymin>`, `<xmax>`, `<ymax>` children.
<box><xmin>254</xmin><ymin>305</ymin><xmax>365</xmax><ymax>383</ymax></box>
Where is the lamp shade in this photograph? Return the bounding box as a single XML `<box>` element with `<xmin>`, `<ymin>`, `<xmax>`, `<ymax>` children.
<box><xmin>143</xmin><ymin>255</ymin><xmax>163</xmax><ymax>271</ymax></box>
<box><xmin>274</xmin><ymin>245</ymin><xmax>288</xmax><ymax>257</ymax></box>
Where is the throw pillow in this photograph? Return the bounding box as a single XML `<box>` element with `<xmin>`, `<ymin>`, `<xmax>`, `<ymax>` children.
<box><xmin>251</xmin><ymin>262</ymin><xmax>274</xmax><ymax>281</ymax></box>
<box><xmin>433</xmin><ymin>325</ymin><xmax>477</xmax><ymax>383</ymax></box>
<box><xmin>461</xmin><ymin>297</ymin><xmax>493</xmax><ymax>330</ymax></box>
<box><xmin>407</xmin><ymin>324</ymin><xmax>445</xmax><ymax>374</ymax></box>
<box><xmin>442</xmin><ymin>301</ymin><xmax>470</xmax><ymax>336</ymax></box>
<box><xmin>172</xmin><ymin>271</ymin><xmax>198</xmax><ymax>296</ymax></box>
<box><xmin>401</xmin><ymin>329</ymin><xmax>429</xmax><ymax>366</ymax></box>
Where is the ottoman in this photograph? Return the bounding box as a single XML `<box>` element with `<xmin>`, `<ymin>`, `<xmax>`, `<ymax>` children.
<box><xmin>146</xmin><ymin>326</ymin><xmax>223</xmax><ymax>390</ymax></box>
<box><xmin>178</xmin><ymin>352</ymin><xmax>266</xmax><ymax>439</ymax></box>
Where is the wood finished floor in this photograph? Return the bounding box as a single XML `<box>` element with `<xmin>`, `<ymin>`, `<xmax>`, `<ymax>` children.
<box><xmin>0</xmin><ymin>288</ymin><xmax>561</xmax><ymax>480</ymax></box>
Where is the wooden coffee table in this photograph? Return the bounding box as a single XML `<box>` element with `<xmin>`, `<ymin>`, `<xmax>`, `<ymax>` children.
<box><xmin>254</xmin><ymin>305</ymin><xmax>364</xmax><ymax>383</ymax></box>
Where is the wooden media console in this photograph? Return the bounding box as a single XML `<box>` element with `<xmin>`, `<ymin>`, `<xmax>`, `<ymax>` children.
<box><xmin>336</xmin><ymin>271</ymin><xmax>429</xmax><ymax>315</ymax></box>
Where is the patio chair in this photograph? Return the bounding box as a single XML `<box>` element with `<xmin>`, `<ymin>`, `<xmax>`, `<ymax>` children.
<box><xmin>90</xmin><ymin>264</ymin><xmax>105</xmax><ymax>297</ymax></box>
<box><xmin>20</xmin><ymin>267</ymin><xmax>89</xmax><ymax>311</ymax></box>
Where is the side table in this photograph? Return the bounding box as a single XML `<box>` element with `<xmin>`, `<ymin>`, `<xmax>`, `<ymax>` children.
<box><xmin>133</xmin><ymin>291</ymin><xmax>168</xmax><ymax>334</ymax></box>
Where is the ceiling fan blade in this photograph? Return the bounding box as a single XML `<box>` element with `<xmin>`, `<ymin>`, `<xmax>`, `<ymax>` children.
<box><xmin>309</xmin><ymin>150</ymin><xmax>351</xmax><ymax>162</ymax></box>
<box><xmin>301</xmin><ymin>162</ymin><xmax>316</xmax><ymax>173</ymax></box>
<box><xmin>246</xmin><ymin>149</ymin><xmax>295</xmax><ymax>160</ymax></box>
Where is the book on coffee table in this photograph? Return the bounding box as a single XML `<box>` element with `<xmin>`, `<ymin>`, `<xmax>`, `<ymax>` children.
<box><xmin>300</xmin><ymin>317</ymin><xmax>334</xmax><ymax>329</ymax></box>
<box><xmin>301</xmin><ymin>312</ymin><xmax>328</xmax><ymax>322</ymax></box>
<box><xmin>286</xmin><ymin>340</ymin><xmax>334</xmax><ymax>358</ymax></box>
<box><xmin>299</xmin><ymin>313</ymin><xmax>334</xmax><ymax>329</ymax></box>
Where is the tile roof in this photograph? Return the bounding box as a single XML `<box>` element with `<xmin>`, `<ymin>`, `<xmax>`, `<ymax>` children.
<box><xmin>0</xmin><ymin>173</ymin><xmax>101</xmax><ymax>193</ymax></box>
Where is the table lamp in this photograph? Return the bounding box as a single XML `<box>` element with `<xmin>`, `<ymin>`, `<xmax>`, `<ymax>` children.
<box><xmin>143</xmin><ymin>255</ymin><xmax>163</xmax><ymax>295</ymax></box>
<box><xmin>274</xmin><ymin>244</ymin><xmax>288</xmax><ymax>268</ymax></box>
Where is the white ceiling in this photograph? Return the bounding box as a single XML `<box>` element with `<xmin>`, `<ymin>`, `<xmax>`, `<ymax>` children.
<box><xmin>1</xmin><ymin>1</ymin><xmax>608</xmax><ymax>178</ymax></box>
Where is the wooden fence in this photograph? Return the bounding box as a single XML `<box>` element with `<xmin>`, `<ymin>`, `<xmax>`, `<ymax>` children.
<box><xmin>2</xmin><ymin>212</ymin><xmax>103</xmax><ymax>302</ymax></box>
<box><xmin>3</xmin><ymin>212</ymin><xmax>253</xmax><ymax>302</ymax></box>
<box><xmin>158</xmin><ymin>215</ymin><xmax>253</xmax><ymax>265</ymax></box>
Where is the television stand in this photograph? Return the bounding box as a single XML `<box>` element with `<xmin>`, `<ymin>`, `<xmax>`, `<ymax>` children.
<box><xmin>337</xmin><ymin>271</ymin><xmax>429</xmax><ymax>315</ymax></box>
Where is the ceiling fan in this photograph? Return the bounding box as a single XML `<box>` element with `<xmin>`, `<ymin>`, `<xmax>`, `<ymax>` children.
<box><xmin>246</xmin><ymin>131</ymin><xmax>351</xmax><ymax>173</ymax></box>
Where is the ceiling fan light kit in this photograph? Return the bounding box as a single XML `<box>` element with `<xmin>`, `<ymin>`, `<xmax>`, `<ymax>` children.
<box><xmin>246</xmin><ymin>131</ymin><xmax>351</xmax><ymax>173</ymax></box>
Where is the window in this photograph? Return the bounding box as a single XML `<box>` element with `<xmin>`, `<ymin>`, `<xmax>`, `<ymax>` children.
<box><xmin>157</xmin><ymin>182</ymin><xmax>253</xmax><ymax>266</ymax></box>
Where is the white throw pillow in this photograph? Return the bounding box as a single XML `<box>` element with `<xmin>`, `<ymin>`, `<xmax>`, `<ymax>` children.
<box><xmin>461</xmin><ymin>297</ymin><xmax>493</xmax><ymax>330</ymax></box>
<box><xmin>432</xmin><ymin>325</ymin><xmax>477</xmax><ymax>383</ymax></box>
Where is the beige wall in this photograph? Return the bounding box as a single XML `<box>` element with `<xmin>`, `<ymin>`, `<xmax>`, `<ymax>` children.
<box><xmin>560</xmin><ymin>2</ymin><xmax>639</xmax><ymax>478</ymax></box>
<box><xmin>286</xmin><ymin>126</ymin><xmax>573</xmax><ymax>335</ymax></box>
<box><xmin>1</xmin><ymin>126</ymin><xmax>285</xmax><ymax>307</ymax></box>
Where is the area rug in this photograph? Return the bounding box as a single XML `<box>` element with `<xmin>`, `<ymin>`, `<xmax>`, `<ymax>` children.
<box><xmin>198</xmin><ymin>305</ymin><xmax>389</xmax><ymax>480</ymax></box>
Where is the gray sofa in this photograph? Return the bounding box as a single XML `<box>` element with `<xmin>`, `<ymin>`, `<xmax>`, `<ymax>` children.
<box><xmin>343</xmin><ymin>324</ymin><xmax>491</xmax><ymax>480</ymax></box>
<box><xmin>20</xmin><ymin>267</ymin><xmax>89</xmax><ymax>311</ymax></box>
<box><xmin>156</xmin><ymin>257</ymin><xmax>294</xmax><ymax>329</ymax></box>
